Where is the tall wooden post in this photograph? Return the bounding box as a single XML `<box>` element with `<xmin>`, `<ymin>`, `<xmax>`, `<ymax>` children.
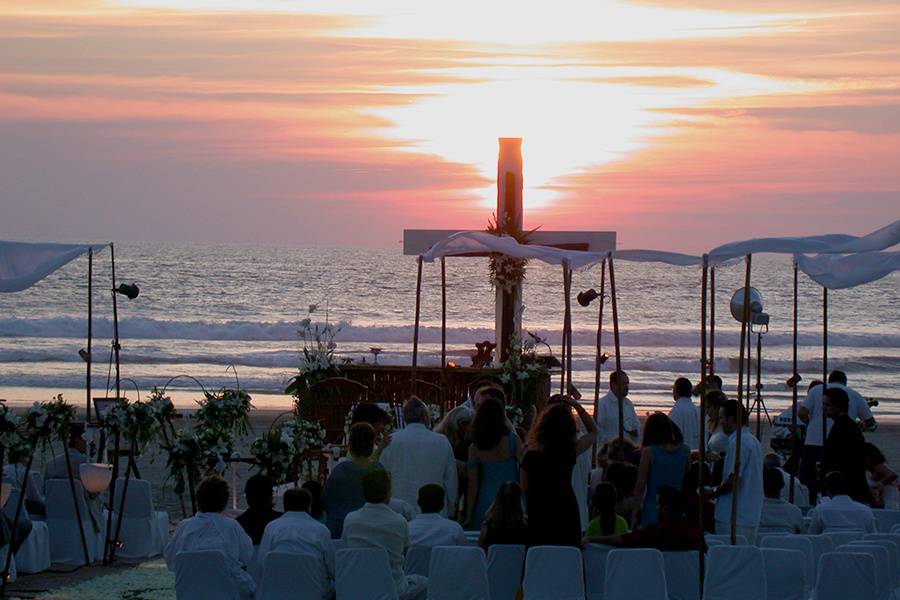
<box><xmin>789</xmin><ymin>259</ymin><xmax>799</xmax><ymax>503</ymax></box>
<box><xmin>698</xmin><ymin>255</ymin><xmax>709</xmax><ymax>592</ymax></box>
<box><xmin>709</xmin><ymin>267</ymin><xmax>716</xmax><ymax>380</ymax></box>
<box><xmin>731</xmin><ymin>254</ymin><xmax>752</xmax><ymax>544</ymax></box>
<box><xmin>86</xmin><ymin>249</ymin><xmax>93</xmax><ymax>422</ymax></box>
<box><xmin>496</xmin><ymin>138</ymin><xmax>523</xmax><ymax>361</ymax></box>
<box><xmin>592</xmin><ymin>259</ymin><xmax>607</xmax><ymax>418</ymax></box>
<box><xmin>607</xmin><ymin>253</ymin><xmax>624</xmax><ymax>460</ymax></box>
<box><xmin>411</xmin><ymin>256</ymin><xmax>424</xmax><ymax>390</ymax></box>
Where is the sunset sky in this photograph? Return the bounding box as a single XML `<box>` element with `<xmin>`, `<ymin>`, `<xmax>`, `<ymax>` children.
<box><xmin>2</xmin><ymin>0</ymin><xmax>898</xmax><ymax>252</ymax></box>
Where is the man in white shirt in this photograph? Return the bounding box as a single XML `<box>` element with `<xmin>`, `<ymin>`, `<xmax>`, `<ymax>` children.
<box><xmin>343</xmin><ymin>470</ymin><xmax>427</xmax><ymax>600</ymax></box>
<box><xmin>408</xmin><ymin>484</ymin><xmax>467</xmax><ymax>547</ymax></box>
<box><xmin>807</xmin><ymin>471</ymin><xmax>877</xmax><ymax>534</ymax></box>
<box><xmin>165</xmin><ymin>475</ymin><xmax>255</xmax><ymax>599</ymax></box>
<box><xmin>596</xmin><ymin>371</ymin><xmax>640</xmax><ymax>445</ymax></box>
<box><xmin>668</xmin><ymin>377</ymin><xmax>699</xmax><ymax>450</ymax></box>
<box><xmin>763</xmin><ymin>453</ymin><xmax>810</xmax><ymax>507</ymax></box>
<box><xmin>381</xmin><ymin>397</ymin><xmax>458</xmax><ymax>516</ymax></box>
<box><xmin>256</xmin><ymin>488</ymin><xmax>335</xmax><ymax>599</ymax></box>
<box><xmin>709</xmin><ymin>400</ymin><xmax>763</xmax><ymax>544</ymax></box>
<box><xmin>760</xmin><ymin>468</ymin><xmax>804</xmax><ymax>533</ymax></box>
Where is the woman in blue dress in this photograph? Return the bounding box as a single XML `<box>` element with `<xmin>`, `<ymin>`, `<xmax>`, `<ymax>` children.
<box><xmin>634</xmin><ymin>412</ymin><xmax>690</xmax><ymax>527</ymax></box>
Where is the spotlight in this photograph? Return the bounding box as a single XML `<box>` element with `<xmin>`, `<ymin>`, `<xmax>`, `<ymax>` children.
<box><xmin>785</xmin><ymin>373</ymin><xmax>802</xmax><ymax>388</ymax></box>
<box><xmin>729</xmin><ymin>287</ymin><xmax>768</xmax><ymax>327</ymax></box>
<box><xmin>113</xmin><ymin>283</ymin><xmax>139</xmax><ymax>300</ymax></box>
<box><xmin>599</xmin><ymin>352</ymin><xmax>610</xmax><ymax>365</ymax></box>
<box><xmin>577</xmin><ymin>289</ymin><xmax>601</xmax><ymax>307</ymax></box>
<box><xmin>78</xmin><ymin>348</ymin><xmax>91</xmax><ymax>362</ymax></box>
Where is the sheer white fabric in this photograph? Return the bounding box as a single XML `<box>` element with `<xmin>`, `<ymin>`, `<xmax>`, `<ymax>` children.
<box><xmin>111</xmin><ymin>478</ymin><xmax>168</xmax><ymax>559</ymax></box>
<box><xmin>421</xmin><ymin>231</ymin><xmax>604</xmax><ymax>269</ymax></box>
<box><xmin>613</xmin><ymin>249</ymin><xmax>702</xmax><ymax>266</ymax></box>
<box><xmin>663</xmin><ymin>551</ymin><xmax>701</xmax><ymax>600</ymax></box>
<box><xmin>702</xmin><ymin>545</ymin><xmax>766</xmax><ymax>600</ymax></box>
<box><xmin>175</xmin><ymin>549</ymin><xmax>252</xmax><ymax>600</ymax></box>
<box><xmin>255</xmin><ymin>551</ymin><xmax>331</xmax><ymax>600</ymax></box>
<box><xmin>335</xmin><ymin>547</ymin><xmax>400</xmax><ymax>600</ymax></box>
<box><xmin>582</xmin><ymin>543</ymin><xmax>614</xmax><ymax>600</ymax></box>
<box><xmin>603</xmin><ymin>548</ymin><xmax>668</xmax><ymax>600</ymax></box>
<box><xmin>815</xmin><ymin>551</ymin><xmax>877</xmax><ymax>600</ymax></box>
<box><xmin>426</xmin><ymin>545</ymin><xmax>490</xmax><ymax>600</ymax></box>
<box><xmin>0</xmin><ymin>241</ymin><xmax>106</xmax><ymax>293</ymax></box>
<box><xmin>837</xmin><ymin>544</ymin><xmax>891</xmax><ymax>600</ymax></box>
<box><xmin>523</xmin><ymin>546</ymin><xmax>584</xmax><ymax>600</ymax></box>
<box><xmin>798</xmin><ymin>251</ymin><xmax>900</xmax><ymax>289</ymax></box>
<box><xmin>760</xmin><ymin>534</ymin><xmax>815</xmax><ymax>590</ymax></box>
<box><xmin>761</xmin><ymin>547</ymin><xmax>806</xmax><ymax>600</ymax></box>
<box><xmin>486</xmin><ymin>544</ymin><xmax>525</xmax><ymax>600</ymax></box>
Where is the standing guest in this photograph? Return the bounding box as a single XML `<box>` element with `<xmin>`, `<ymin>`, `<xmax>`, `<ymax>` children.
<box><xmin>668</xmin><ymin>377</ymin><xmax>700</xmax><ymax>450</ymax></box>
<box><xmin>693</xmin><ymin>374</ymin><xmax>723</xmax><ymax>397</ymax></box>
<box><xmin>759</xmin><ymin>468</ymin><xmax>804</xmax><ymax>533</ymax></box>
<box><xmin>520</xmin><ymin>396</ymin><xmax>598</xmax><ymax>547</ymax></box>
<box><xmin>464</xmin><ymin>396</ymin><xmax>522</xmax><ymax>530</ymax></box>
<box><xmin>256</xmin><ymin>488</ymin><xmax>335</xmax><ymax>599</ymax></box>
<box><xmin>822</xmin><ymin>387</ymin><xmax>872</xmax><ymax>505</ymax></box>
<box><xmin>434</xmin><ymin>405</ymin><xmax>475</xmax><ymax>462</ymax></box>
<box><xmin>302</xmin><ymin>480</ymin><xmax>327</xmax><ymax>524</ymax></box>
<box><xmin>380</xmin><ymin>397</ymin><xmax>458</xmax><ymax>517</ymax></box>
<box><xmin>863</xmin><ymin>443</ymin><xmax>898</xmax><ymax>509</ymax></box>
<box><xmin>409</xmin><ymin>484</ymin><xmax>467</xmax><ymax>547</ymax></box>
<box><xmin>708</xmin><ymin>400</ymin><xmax>763</xmax><ymax>544</ymax></box>
<box><xmin>236</xmin><ymin>474</ymin><xmax>281</xmax><ymax>545</ymax></box>
<box><xmin>807</xmin><ymin>471</ymin><xmax>876</xmax><ymax>533</ymax></box>
<box><xmin>166</xmin><ymin>475</ymin><xmax>255</xmax><ymax>599</ymax></box>
<box><xmin>704</xmin><ymin>391</ymin><xmax>730</xmax><ymax>458</ymax></box>
<box><xmin>683</xmin><ymin>461</ymin><xmax>716</xmax><ymax>534</ymax></box>
<box><xmin>583</xmin><ymin>482</ymin><xmax>629</xmax><ymax>540</ymax></box>
<box><xmin>342</xmin><ymin>470</ymin><xmax>427</xmax><ymax>600</ymax></box>
<box><xmin>585</xmin><ymin>487</ymin><xmax>704</xmax><ymax>551</ymax></box>
<box><xmin>596</xmin><ymin>371</ymin><xmax>640</xmax><ymax>445</ymax></box>
<box><xmin>323</xmin><ymin>422</ymin><xmax>384</xmax><ymax>538</ymax></box>
<box><xmin>634</xmin><ymin>412</ymin><xmax>690</xmax><ymax>527</ymax></box>
<box><xmin>478</xmin><ymin>482</ymin><xmax>528</xmax><ymax>551</ymax></box>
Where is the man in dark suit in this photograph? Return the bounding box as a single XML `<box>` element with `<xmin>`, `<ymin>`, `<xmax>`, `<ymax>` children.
<box><xmin>822</xmin><ymin>388</ymin><xmax>872</xmax><ymax>505</ymax></box>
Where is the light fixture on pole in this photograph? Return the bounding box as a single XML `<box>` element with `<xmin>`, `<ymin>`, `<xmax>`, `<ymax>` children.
<box><xmin>577</xmin><ymin>288</ymin><xmax>601</xmax><ymax>307</ymax></box>
<box><xmin>113</xmin><ymin>283</ymin><xmax>140</xmax><ymax>300</ymax></box>
<box><xmin>79</xmin><ymin>463</ymin><xmax>113</xmax><ymax>494</ymax></box>
<box><xmin>730</xmin><ymin>286</ymin><xmax>772</xmax><ymax>438</ymax></box>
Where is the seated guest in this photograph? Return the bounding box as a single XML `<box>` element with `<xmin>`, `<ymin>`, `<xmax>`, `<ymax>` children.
<box><xmin>763</xmin><ymin>453</ymin><xmax>809</xmax><ymax>507</ymax></box>
<box><xmin>863</xmin><ymin>442</ymin><xmax>898</xmax><ymax>510</ymax></box>
<box><xmin>236</xmin><ymin>474</ymin><xmax>281</xmax><ymax>545</ymax></box>
<box><xmin>808</xmin><ymin>471</ymin><xmax>876</xmax><ymax>534</ymax></box>
<box><xmin>323</xmin><ymin>422</ymin><xmax>384</xmax><ymax>538</ymax></box>
<box><xmin>302</xmin><ymin>480</ymin><xmax>327</xmax><ymax>524</ymax></box>
<box><xmin>583</xmin><ymin>482</ymin><xmax>629</xmax><ymax>540</ymax></box>
<box><xmin>683</xmin><ymin>461</ymin><xmax>716</xmax><ymax>534</ymax></box>
<box><xmin>165</xmin><ymin>475</ymin><xmax>255</xmax><ymax>599</ymax></box>
<box><xmin>342</xmin><ymin>470</ymin><xmax>427</xmax><ymax>600</ymax></box>
<box><xmin>257</xmin><ymin>488</ymin><xmax>335</xmax><ymax>599</ymax></box>
<box><xmin>409</xmin><ymin>484</ymin><xmax>467</xmax><ymax>547</ymax></box>
<box><xmin>760</xmin><ymin>468</ymin><xmax>804</xmax><ymax>533</ymax></box>
<box><xmin>603</xmin><ymin>461</ymin><xmax>640</xmax><ymax>525</ymax></box>
<box><xmin>584</xmin><ymin>486</ymin><xmax>705</xmax><ymax>551</ymax></box>
<box><xmin>478</xmin><ymin>482</ymin><xmax>527</xmax><ymax>551</ymax></box>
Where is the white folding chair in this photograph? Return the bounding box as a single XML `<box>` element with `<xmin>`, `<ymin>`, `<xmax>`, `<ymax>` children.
<box><xmin>45</xmin><ymin>479</ymin><xmax>102</xmax><ymax>565</ymax></box>
<box><xmin>486</xmin><ymin>544</ymin><xmax>525</xmax><ymax>600</ymax></box>
<box><xmin>815</xmin><ymin>551</ymin><xmax>877</xmax><ymax>600</ymax></box>
<box><xmin>837</xmin><ymin>544</ymin><xmax>891</xmax><ymax>600</ymax></box>
<box><xmin>256</xmin><ymin>551</ymin><xmax>330</xmax><ymax>600</ymax></box>
<box><xmin>761</xmin><ymin>534</ymin><xmax>815</xmax><ymax>591</ymax></box>
<box><xmin>464</xmin><ymin>530</ymin><xmax>480</xmax><ymax>544</ymax></box>
<box><xmin>603</xmin><ymin>548</ymin><xmax>667</xmax><ymax>600</ymax></box>
<box><xmin>872</xmin><ymin>509</ymin><xmax>900</xmax><ymax>534</ymax></box>
<box><xmin>892</xmin><ymin>524</ymin><xmax>900</xmax><ymax>534</ymax></box>
<box><xmin>702</xmin><ymin>545</ymin><xmax>766</xmax><ymax>600</ymax></box>
<box><xmin>111</xmin><ymin>478</ymin><xmax>169</xmax><ymax>559</ymax></box>
<box><xmin>405</xmin><ymin>544</ymin><xmax>431</xmax><ymax>578</ymax></box>
<box><xmin>3</xmin><ymin>488</ymin><xmax>50</xmax><ymax>573</ymax></box>
<box><xmin>761</xmin><ymin>547</ymin><xmax>805</xmax><ymax>600</ymax></box>
<box><xmin>175</xmin><ymin>549</ymin><xmax>251</xmax><ymax>600</ymax></box>
<box><xmin>663</xmin><ymin>551</ymin><xmax>701</xmax><ymax>600</ymax></box>
<box><xmin>336</xmin><ymin>547</ymin><xmax>398</xmax><ymax>600</ymax></box>
<box><xmin>582</xmin><ymin>544</ymin><xmax>614</xmax><ymax>600</ymax></box>
<box><xmin>704</xmin><ymin>534</ymin><xmax>748</xmax><ymax>546</ymax></box>
<box><xmin>824</xmin><ymin>529</ymin><xmax>865</xmax><ymax>547</ymax></box>
<box><xmin>851</xmin><ymin>539</ymin><xmax>900</xmax><ymax>591</ymax></box>
<box><xmin>523</xmin><ymin>546</ymin><xmax>584</xmax><ymax>600</ymax></box>
<box><xmin>427</xmin><ymin>545</ymin><xmax>489</xmax><ymax>600</ymax></box>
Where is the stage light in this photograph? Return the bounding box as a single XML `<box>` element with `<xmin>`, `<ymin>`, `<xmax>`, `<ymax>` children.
<box><xmin>113</xmin><ymin>283</ymin><xmax>139</xmax><ymax>300</ymax></box>
<box><xmin>730</xmin><ymin>287</ymin><xmax>769</xmax><ymax>327</ymax></box>
<box><xmin>599</xmin><ymin>352</ymin><xmax>610</xmax><ymax>365</ymax></box>
<box><xmin>78</xmin><ymin>348</ymin><xmax>90</xmax><ymax>362</ymax></box>
<box><xmin>785</xmin><ymin>374</ymin><xmax>802</xmax><ymax>388</ymax></box>
<box><xmin>79</xmin><ymin>463</ymin><xmax>113</xmax><ymax>494</ymax></box>
<box><xmin>577</xmin><ymin>288</ymin><xmax>601</xmax><ymax>307</ymax></box>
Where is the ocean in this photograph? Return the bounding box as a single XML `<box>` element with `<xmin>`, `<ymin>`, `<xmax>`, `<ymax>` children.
<box><xmin>1</xmin><ymin>242</ymin><xmax>898</xmax><ymax>416</ymax></box>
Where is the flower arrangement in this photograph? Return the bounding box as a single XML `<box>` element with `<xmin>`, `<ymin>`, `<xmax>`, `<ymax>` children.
<box><xmin>165</xmin><ymin>429</ymin><xmax>204</xmax><ymax>496</ymax></box>
<box><xmin>0</xmin><ymin>404</ymin><xmax>27</xmax><ymax>462</ymax></box>
<box><xmin>194</xmin><ymin>388</ymin><xmax>253</xmax><ymax>454</ymax></box>
<box><xmin>24</xmin><ymin>394</ymin><xmax>76</xmax><ymax>447</ymax></box>
<box><xmin>285</xmin><ymin>311</ymin><xmax>342</xmax><ymax>408</ymax></box>
<box><xmin>102</xmin><ymin>400</ymin><xmax>161</xmax><ymax>449</ymax></box>
<box><xmin>486</xmin><ymin>213</ymin><xmax>538</xmax><ymax>293</ymax></box>
<box><xmin>505</xmin><ymin>405</ymin><xmax>525</xmax><ymax>429</ymax></box>
<box><xmin>498</xmin><ymin>329</ymin><xmax>548</xmax><ymax>410</ymax></box>
<box><xmin>148</xmin><ymin>387</ymin><xmax>177</xmax><ymax>424</ymax></box>
<box><xmin>250</xmin><ymin>418</ymin><xmax>326</xmax><ymax>484</ymax></box>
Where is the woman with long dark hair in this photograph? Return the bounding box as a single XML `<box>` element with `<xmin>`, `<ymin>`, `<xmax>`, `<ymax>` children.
<box><xmin>478</xmin><ymin>481</ymin><xmax>528</xmax><ymax>550</ymax></box>
<box><xmin>633</xmin><ymin>412</ymin><xmax>690</xmax><ymax>526</ymax></box>
<box><xmin>520</xmin><ymin>395</ymin><xmax>597</xmax><ymax>547</ymax></box>
<box><xmin>583</xmin><ymin>481</ymin><xmax>629</xmax><ymax>542</ymax></box>
<box><xmin>464</xmin><ymin>396</ymin><xmax>522</xmax><ymax>530</ymax></box>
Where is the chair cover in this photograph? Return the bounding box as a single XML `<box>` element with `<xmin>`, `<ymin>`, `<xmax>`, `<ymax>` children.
<box><xmin>702</xmin><ymin>545</ymin><xmax>766</xmax><ymax>600</ymax></box>
<box><xmin>464</xmin><ymin>530</ymin><xmax>480</xmax><ymax>545</ymax></box>
<box><xmin>45</xmin><ymin>479</ymin><xmax>103</xmax><ymax>565</ymax></box>
<box><xmin>523</xmin><ymin>546</ymin><xmax>584</xmax><ymax>600</ymax></box>
<box><xmin>761</xmin><ymin>547</ymin><xmax>806</xmax><ymax>600</ymax></box>
<box><xmin>824</xmin><ymin>530</ymin><xmax>865</xmax><ymax>547</ymax></box>
<box><xmin>815</xmin><ymin>551</ymin><xmax>877</xmax><ymax>600</ymax></box>
<box><xmin>873</xmin><ymin>510</ymin><xmax>900</xmax><ymax>534</ymax></box>
<box><xmin>892</xmin><ymin>524</ymin><xmax>900</xmax><ymax>534</ymax></box>
<box><xmin>4</xmin><ymin>488</ymin><xmax>50</xmax><ymax>573</ymax></box>
<box><xmin>761</xmin><ymin>534</ymin><xmax>815</xmax><ymax>590</ymax></box>
<box><xmin>837</xmin><ymin>544</ymin><xmax>891</xmax><ymax>600</ymax></box>
<box><xmin>427</xmin><ymin>545</ymin><xmax>489</xmax><ymax>600</ymax></box>
<box><xmin>332</xmin><ymin>539</ymin><xmax>347</xmax><ymax>551</ymax></box>
<box><xmin>852</xmin><ymin>538</ymin><xmax>900</xmax><ymax>589</ymax></box>
<box><xmin>663</xmin><ymin>551</ymin><xmax>701</xmax><ymax>600</ymax></box>
<box><xmin>256</xmin><ymin>551</ymin><xmax>330</xmax><ymax>600</ymax></box>
<box><xmin>582</xmin><ymin>544</ymin><xmax>614</xmax><ymax>600</ymax></box>
<box><xmin>335</xmin><ymin>547</ymin><xmax>399</xmax><ymax>600</ymax></box>
<box><xmin>704</xmin><ymin>538</ymin><xmax>725</xmax><ymax>547</ymax></box>
<box><xmin>486</xmin><ymin>544</ymin><xmax>525</xmax><ymax>600</ymax></box>
<box><xmin>112</xmin><ymin>478</ymin><xmax>169</xmax><ymax>559</ymax></box>
<box><xmin>405</xmin><ymin>544</ymin><xmax>431</xmax><ymax>577</ymax></box>
<box><xmin>175</xmin><ymin>549</ymin><xmax>251</xmax><ymax>600</ymax></box>
<box><xmin>603</xmin><ymin>548</ymin><xmax>667</xmax><ymax>600</ymax></box>
<box><xmin>704</xmin><ymin>534</ymin><xmax>748</xmax><ymax>546</ymax></box>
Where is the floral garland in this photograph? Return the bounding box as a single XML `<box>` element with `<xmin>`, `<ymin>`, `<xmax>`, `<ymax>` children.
<box><xmin>285</xmin><ymin>315</ymin><xmax>342</xmax><ymax>408</ymax></box>
<box><xmin>250</xmin><ymin>418</ymin><xmax>326</xmax><ymax>484</ymax></box>
<box><xmin>498</xmin><ymin>330</ymin><xmax>548</xmax><ymax>411</ymax></box>
<box><xmin>165</xmin><ymin>429</ymin><xmax>204</xmax><ymax>496</ymax></box>
<box><xmin>102</xmin><ymin>399</ymin><xmax>161</xmax><ymax>448</ymax></box>
<box><xmin>486</xmin><ymin>213</ymin><xmax>537</xmax><ymax>293</ymax></box>
<box><xmin>148</xmin><ymin>387</ymin><xmax>177</xmax><ymax>425</ymax></box>
<box><xmin>25</xmin><ymin>394</ymin><xmax>76</xmax><ymax>447</ymax></box>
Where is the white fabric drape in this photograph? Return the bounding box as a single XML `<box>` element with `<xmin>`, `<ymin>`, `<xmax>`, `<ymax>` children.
<box><xmin>420</xmin><ymin>231</ymin><xmax>605</xmax><ymax>269</ymax></box>
<box><xmin>797</xmin><ymin>251</ymin><xmax>900</xmax><ymax>289</ymax></box>
<box><xmin>0</xmin><ymin>241</ymin><xmax>106</xmax><ymax>293</ymax></box>
<box><xmin>613</xmin><ymin>249</ymin><xmax>702</xmax><ymax>266</ymax></box>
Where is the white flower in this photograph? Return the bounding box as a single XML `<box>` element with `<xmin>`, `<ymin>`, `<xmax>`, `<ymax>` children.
<box><xmin>516</xmin><ymin>371</ymin><xmax>528</xmax><ymax>381</ymax></box>
<box><xmin>500</xmin><ymin>373</ymin><xmax>511</xmax><ymax>384</ymax></box>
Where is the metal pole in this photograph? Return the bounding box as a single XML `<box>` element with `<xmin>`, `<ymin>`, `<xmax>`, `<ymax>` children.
<box><xmin>592</xmin><ymin>259</ymin><xmax>607</xmax><ymax>420</ymax></box>
<box><xmin>63</xmin><ymin>441</ymin><xmax>92</xmax><ymax>567</ymax></box>
<box><xmin>731</xmin><ymin>254</ymin><xmax>752</xmax><ymax>544</ymax></box>
<box><xmin>86</xmin><ymin>249</ymin><xmax>93</xmax><ymax>422</ymax></box>
<box><xmin>699</xmin><ymin>255</ymin><xmax>708</xmax><ymax>592</ymax></box>
<box><xmin>608</xmin><ymin>253</ymin><xmax>624</xmax><ymax>461</ymax></box>
<box><xmin>411</xmin><ymin>255</ymin><xmax>423</xmax><ymax>391</ymax></box>
<box><xmin>789</xmin><ymin>259</ymin><xmax>799</xmax><ymax>503</ymax></box>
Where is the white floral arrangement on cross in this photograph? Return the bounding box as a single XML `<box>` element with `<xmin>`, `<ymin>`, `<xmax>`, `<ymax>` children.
<box><xmin>498</xmin><ymin>328</ymin><xmax>548</xmax><ymax>411</ymax></box>
<box><xmin>486</xmin><ymin>213</ymin><xmax>538</xmax><ymax>293</ymax></box>
<box><xmin>285</xmin><ymin>305</ymin><xmax>342</xmax><ymax>408</ymax></box>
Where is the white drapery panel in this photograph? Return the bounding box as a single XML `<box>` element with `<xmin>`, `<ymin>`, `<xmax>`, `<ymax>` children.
<box><xmin>613</xmin><ymin>249</ymin><xmax>702</xmax><ymax>266</ymax></box>
<box><xmin>420</xmin><ymin>231</ymin><xmax>605</xmax><ymax>269</ymax></box>
<box><xmin>797</xmin><ymin>251</ymin><xmax>900</xmax><ymax>289</ymax></box>
<box><xmin>0</xmin><ymin>241</ymin><xmax>106</xmax><ymax>293</ymax></box>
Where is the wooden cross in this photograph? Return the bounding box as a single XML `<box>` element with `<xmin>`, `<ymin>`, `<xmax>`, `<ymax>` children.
<box><xmin>404</xmin><ymin>137</ymin><xmax>615</xmax><ymax>361</ymax></box>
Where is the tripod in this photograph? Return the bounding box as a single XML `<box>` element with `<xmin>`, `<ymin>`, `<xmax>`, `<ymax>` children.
<box><xmin>749</xmin><ymin>325</ymin><xmax>772</xmax><ymax>439</ymax></box>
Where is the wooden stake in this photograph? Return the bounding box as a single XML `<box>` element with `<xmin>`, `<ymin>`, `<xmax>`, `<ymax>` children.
<box><xmin>608</xmin><ymin>253</ymin><xmax>624</xmax><ymax>461</ymax></box>
<box><xmin>789</xmin><ymin>259</ymin><xmax>799</xmax><ymax>503</ymax></box>
<box><xmin>411</xmin><ymin>255</ymin><xmax>423</xmax><ymax>391</ymax></box>
<box><xmin>699</xmin><ymin>255</ymin><xmax>708</xmax><ymax>591</ymax></box>
<box><xmin>731</xmin><ymin>254</ymin><xmax>752</xmax><ymax>544</ymax></box>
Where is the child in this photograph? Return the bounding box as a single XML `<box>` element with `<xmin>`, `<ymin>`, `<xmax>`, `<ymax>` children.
<box><xmin>583</xmin><ymin>481</ymin><xmax>629</xmax><ymax>542</ymax></box>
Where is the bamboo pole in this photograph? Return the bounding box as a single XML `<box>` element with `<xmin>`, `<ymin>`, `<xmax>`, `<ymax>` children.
<box><xmin>699</xmin><ymin>255</ymin><xmax>709</xmax><ymax>591</ymax></box>
<box><xmin>440</xmin><ymin>257</ymin><xmax>447</xmax><ymax>412</ymax></box>
<box><xmin>789</xmin><ymin>259</ymin><xmax>799</xmax><ymax>503</ymax></box>
<box><xmin>607</xmin><ymin>253</ymin><xmax>624</xmax><ymax>461</ymax></box>
<box><xmin>103</xmin><ymin>430</ymin><xmax>121</xmax><ymax>563</ymax></box>
<box><xmin>411</xmin><ymin>255</ymin><xmax>423</xmax><ymax>392</ymax></box>
<box><xmin>110</xmin><ymin>243</ymin><xmax>121</xmax><ymax>402</ymax></box>
<box><xmin>566</xmin><ymin>266</ymin><xmax>574</xmax><ymax>393</ymax></box>
<box><xmin>63</xmin><ymin>440</ymin><xmax>92</xmax><ymax>567</ymax></box>
<box><xmin>560</xmin><ymin>266</ymin><xmax>569</xmax><ymax>394</ymax></box>
<box><xmin>109</xmin><ymin>445</ymin><xmax>136</xmax><ymax>563</ymax></box>
<box><xmin>592</xmin><ymin>259</ymin><xmax>607</xmax><ymax>421</ymax></box>
<box><xmin>821</xmin><ymin>288</ymin><xmax>828</xmax><ymax>462</ymax></box>
<box><xmin>709</xmin><ymin>267</ymin><xmax>716</xmax><ymax>381</ymax></box>
<box><xmin>731</xmin><ymin>254</ymin><xmax>752</xmax><ymax>544</ymax></box>
<box><xmin>86</xmin><ymin>249</ymin><xmax>93</xmax><ymax>422</ymax></box>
